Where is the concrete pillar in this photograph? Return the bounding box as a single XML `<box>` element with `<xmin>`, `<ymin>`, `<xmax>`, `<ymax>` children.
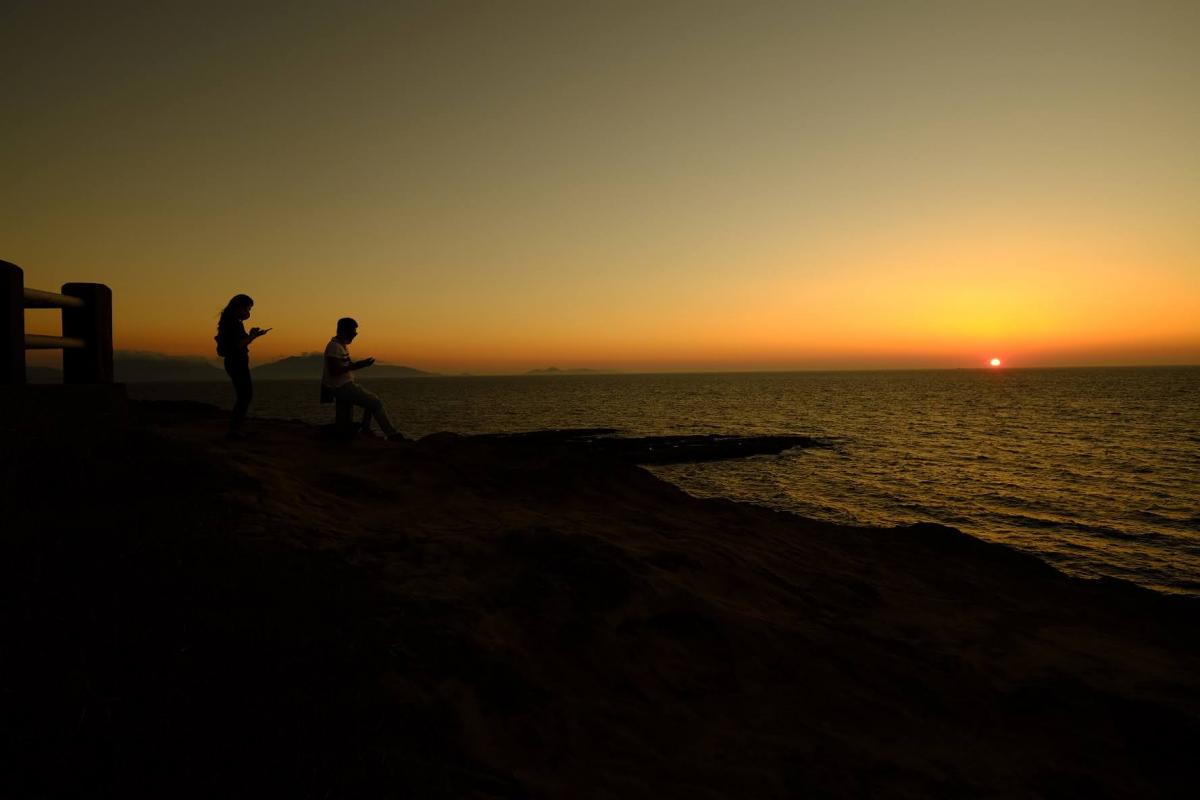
<box><xmin>1</xmin><ymin>261</ymin><xmax>26</xmax><ymax>384</ymax></box>
<box><xmin>61</xmin><ymin>283</ymin><xmax>113</xmax><ymax>384</ymax></box>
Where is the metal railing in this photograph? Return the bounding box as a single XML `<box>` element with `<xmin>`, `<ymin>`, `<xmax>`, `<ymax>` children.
<box><xmin>2</xmin><ymin>260</ymin><xmax>113</xmax><ymax>384</ymax></box>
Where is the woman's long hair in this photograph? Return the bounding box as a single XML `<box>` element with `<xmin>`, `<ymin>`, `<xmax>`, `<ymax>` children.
<box><xmin>217</xmin><ymin>294</ymin><xmax>254</xmax><ymax>331</ymax></box>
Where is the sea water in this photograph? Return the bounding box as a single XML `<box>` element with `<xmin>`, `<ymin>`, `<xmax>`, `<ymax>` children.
<box><xmin>128</xmin><ymin>367</ymin><xmax>1200</xmax><ymax>595</ymax></box>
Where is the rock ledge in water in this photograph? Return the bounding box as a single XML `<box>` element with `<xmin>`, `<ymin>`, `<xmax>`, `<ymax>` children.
<box><xmin>476</xmin><ymin>427</ymin><xmax>826</xmax><ymax>464</ymax></box>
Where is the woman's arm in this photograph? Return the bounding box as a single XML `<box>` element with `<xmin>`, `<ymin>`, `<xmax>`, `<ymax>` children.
<box><xmin>222</xmin><ymin>321</ymin><xmax>269</xmax><ymax>348</ymax></box>
<box><xmin>244</xmin><ymin>327</ymin><xmax>272</xmax><ymax>346</ymax></box>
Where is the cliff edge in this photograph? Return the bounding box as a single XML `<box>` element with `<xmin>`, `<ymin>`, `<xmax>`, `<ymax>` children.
<box><xmin>2</xmin><ymin>401</ymin><xmax>1196</xmax><ymax>798</ymax></box>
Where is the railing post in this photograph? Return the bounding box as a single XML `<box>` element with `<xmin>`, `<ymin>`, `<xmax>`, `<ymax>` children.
<box><xmin>61</xmin><ymin>282</ymin><xmax>113</xmax><ymax>384</ymax></box>
<box><xmin>1</xmin><ymin>261</ymin><xmax>26</xmax><ymax>384</ymax></box>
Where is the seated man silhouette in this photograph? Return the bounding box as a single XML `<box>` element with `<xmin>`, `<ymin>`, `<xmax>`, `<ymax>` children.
<box><xmin>322</xmin><ymin>317</ymin><xmax>406</xmax><ymax>441</ymax></box>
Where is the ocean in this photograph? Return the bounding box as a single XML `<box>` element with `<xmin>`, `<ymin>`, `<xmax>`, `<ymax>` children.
<box><xmin>128</xmin><ymin>366</ymin><xmax>1200</xmax><ymax>596</ymax></box>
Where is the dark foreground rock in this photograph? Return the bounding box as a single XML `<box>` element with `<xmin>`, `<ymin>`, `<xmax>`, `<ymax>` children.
<box><xmin>1</xmin><ymin>401</ymin><xmax>1197</xmax><ymax>799</ymax></box>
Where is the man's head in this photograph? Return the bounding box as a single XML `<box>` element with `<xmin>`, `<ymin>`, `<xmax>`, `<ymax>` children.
<box><xmin>336</xmin><ymin>317</ymin><xmax>358</xmax><ymax>342</ymax></box>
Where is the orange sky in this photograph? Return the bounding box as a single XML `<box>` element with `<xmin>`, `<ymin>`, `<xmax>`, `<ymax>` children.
<box><xmin>5</xmin><ymin>1</ymin><xmax>1198</xmax><ymax>372</ymax></box>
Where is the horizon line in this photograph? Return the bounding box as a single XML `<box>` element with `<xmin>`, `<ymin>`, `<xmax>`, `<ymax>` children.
<box><xmin>26</xmin><ymin>357</ymin><xmax>1200</xmax><ymax>379</ymax></box>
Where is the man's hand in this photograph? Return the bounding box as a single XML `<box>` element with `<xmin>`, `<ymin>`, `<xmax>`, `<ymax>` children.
<box><xmin>249</xmin><ymin>327</ymin><xmax>272</xmax><ymax>339</ymax></box>
<box><xmin>355</xmin><ymin>357</ymin><xmax>376</xmax><ymax>369</ymax></box>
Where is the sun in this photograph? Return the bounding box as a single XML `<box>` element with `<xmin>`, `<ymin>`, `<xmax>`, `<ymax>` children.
<box><xmin>989</xmin><ymin>357</ymin><xmax>1002</xmax><ymax>367</ymax></box>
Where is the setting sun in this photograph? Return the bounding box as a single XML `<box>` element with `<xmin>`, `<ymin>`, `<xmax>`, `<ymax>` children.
<box><xmin>990</xmin><ymin>358</ymin><xmax>1002</xmax><ymax>367</ymax></box>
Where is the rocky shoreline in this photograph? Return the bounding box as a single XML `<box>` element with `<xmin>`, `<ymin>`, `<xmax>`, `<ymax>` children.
<box><xmin>2</xmin><ymin>400</ymin><xmax>1197</xmax><ymax>798</ymax></box>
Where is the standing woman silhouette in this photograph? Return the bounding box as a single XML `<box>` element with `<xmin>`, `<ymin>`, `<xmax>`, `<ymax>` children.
<box><xmin>215</xmin><ymin>294</ymin><xmax>270</xmax><ymax>439</ymax></box>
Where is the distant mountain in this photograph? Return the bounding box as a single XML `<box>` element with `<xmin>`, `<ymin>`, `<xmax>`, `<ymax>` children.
<box><xmin>115</xmin><ymin>352</ymin><xmax>226</xmax><ymax>382</ymax></box>
<box><xmin>526</xmin><ymin>367</ymin><xmax>605</xmax><ymax>375</ymax></box>
<box><xmin>24</xmin><ymin>354</ymin><xmax>224</xmax><ymax>383</ymax></box>
<box><xmin>253</xmin><ymin>353</ymin><xmax>434</xmax><ymax>380</ymax></box>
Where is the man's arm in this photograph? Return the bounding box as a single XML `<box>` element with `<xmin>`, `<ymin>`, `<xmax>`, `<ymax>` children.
<box><xmin>325</xmin><ymin>355</ymin><xmax>374</xmax><ymax>376</ymax></box>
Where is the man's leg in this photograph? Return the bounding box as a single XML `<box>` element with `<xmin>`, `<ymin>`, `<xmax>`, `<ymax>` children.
<box><xmin>335</xmin><ymin>392</ymin><xmax>353</xmax><ymax>431</ymax></box>
<box><xmin>340</xmin><ymin>383</ymin><xmax>399</xmax><ymax>437</ymax></box>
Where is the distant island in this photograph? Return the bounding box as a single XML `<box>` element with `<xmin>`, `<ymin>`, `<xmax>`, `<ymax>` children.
<box><xmin>25</xmin><ymin>352</ymin><xmax>435</xmax><ymax>383</ymax></box>
<box><xmin>253</xmin><ymin>353</ymin><xmax>435</xmax><ymax>380</ymax></box>
<box><xmin>29</xmin><ymin>352</ymin><xmax>226</xmax><ymax>383</ymax></box>
<box><xmin>116</xmin><ymin>353</ymin><xmax>227</xmax><ymax>382</ymax></box>
<box><xmin>526</xmin><ymin>367</ymin><xmax>609</xmax><ymax>375</ymax></box>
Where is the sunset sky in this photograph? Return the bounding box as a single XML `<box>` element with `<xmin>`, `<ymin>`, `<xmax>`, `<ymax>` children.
<box><xmin>4</xmin><ymin>1</ymin><xmax>1198</xmax><ymax>372</ymax></box>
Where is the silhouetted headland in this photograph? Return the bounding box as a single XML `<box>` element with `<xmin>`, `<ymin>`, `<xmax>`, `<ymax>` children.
<box><xmin>114</xmin><ymin>351</ymin><xmax>227</xmax><ymax>382</ymax></box>
<box><xmin>526</xmin><ymin>366</ymin><xmax>608</xmax><ymax>374</ymax></box>
<box><xmin>256</xmin><ymin>352</ymin><xmax>435</xmax><ymax>380</ymax></box>
<box><xmin>24</xmin><ymin>353</ymin><xmax>436</xmax><ymax>384</ymax></box>
<box><xmin>2</xmin><ymin>399</ymin><xmax>1197</xmax><ymax>797</ymax></box>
